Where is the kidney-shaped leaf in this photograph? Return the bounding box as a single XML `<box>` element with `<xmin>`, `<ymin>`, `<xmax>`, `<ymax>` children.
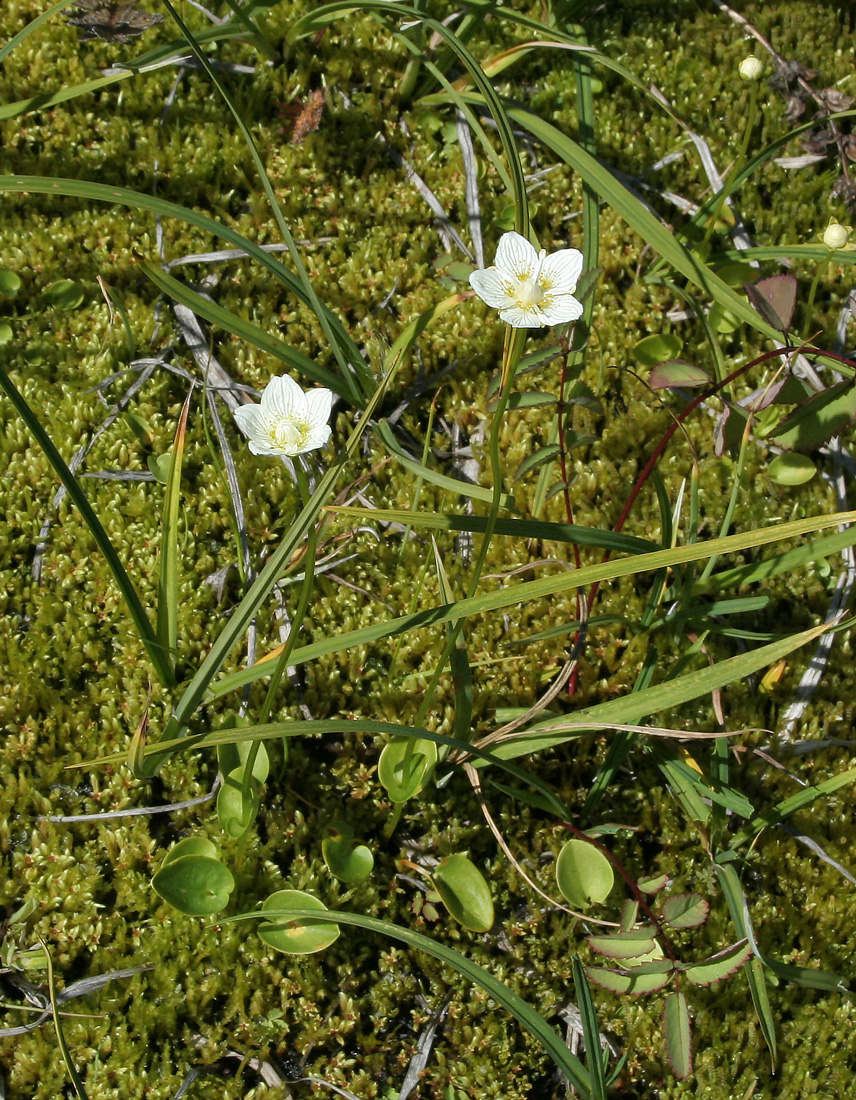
<box><xmin>432</xmin><ymin>854</ymin><xmax>494</xmax><ymax>933</ymax></box>
<box><xmin>259</xmin><ymin>890</ymin><xmax>340</xmax><ymax>955</ymax></box>
<box><xmin>322</xmin><ymin>821</ymin><xmax>374</xmax><ymax>884</ymax></box>
<box><xmin>555</xmin><ymin>839</ymin><xmax>614</xmax><ymax>909</ymax></box>
<box><xmin>378</xmin><ymin>737</ymin><xmax>437</xmax><ymax>803</ymax></box>
<box><xmin>152</xmin><ymin>855</ymin><xmax>235</xmax><ymax>916</ymax></box>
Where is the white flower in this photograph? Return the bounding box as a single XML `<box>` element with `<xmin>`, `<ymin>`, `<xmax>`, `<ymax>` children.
<box><xmin>234</xmin><ymin>374</ymin><xmax>333</xmax><ymax>456</ymax></box>
<box><xmin>822</xmin><ymin>219</ymin><xmax>852</xmax><ymax>250</ymax></box>
<box><xmin>468</xmin><ymin>231</ymin><xmax>584</xmax><ymax>329</ymax></box>
<box><xmin>738</xmin><ymin>56</ymin><xmax>763</xmax><ymax>81</ymax></box>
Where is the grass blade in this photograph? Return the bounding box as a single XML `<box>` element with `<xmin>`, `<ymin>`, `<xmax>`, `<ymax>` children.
<box><xmin>156</xmin><ymin>389</ymin><xmax>192</xmax><ymax>666</ymax></box>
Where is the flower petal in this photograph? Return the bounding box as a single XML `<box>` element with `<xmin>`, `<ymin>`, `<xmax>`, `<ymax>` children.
<box><xmin>540</xmin><ymin>248</ymin><xmax>584</xmax><ymax>294</ymax></box>
<box><xmin>300</xmin><ymin>423</ymin><xmax>332</xmax><ymax>453</ymax></box>
<box><xmin>469</xmin><ymin>267</ymin><xmax>514</xmax><ymax>309</ymax></box>
<box><xmin>261</xmin><ymin>374</ymin><xmax>306</xmax><ymax>419</ymax></box>
<box><xmin>494</xmin><ymin>231</ymin><xmax>538</xmax><ymax>279</ymax></box>
<box><xmin>538</xmin><ymin>293</ymin><xmax>584</xmax><ymax>326</ymax></box>
<box><xmin>234</xmin><ymin>402</ymin><xmax>265</xmax><ymax>440</ymax></box>
<box><xmin>304</xmin><ymin>386</ymin><xmax>334</xmax><ymax>430</ymax></box>
<box><xmin>498</xmin><ymin>305</ymin><xmax>546</xmax><ymax>329</ymax></box>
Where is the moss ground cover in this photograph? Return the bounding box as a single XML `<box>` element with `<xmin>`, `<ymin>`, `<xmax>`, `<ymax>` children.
<box><xmin>2</xmin><ymin>1</ymin><xmax>856</xmax><ymax>1097</ymax></box>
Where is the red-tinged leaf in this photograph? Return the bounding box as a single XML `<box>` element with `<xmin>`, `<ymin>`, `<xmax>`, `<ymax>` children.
<box><xmin>682</xmin><ymin>941</ymin><xmax>753</xmax><ymax>986</ymax></box>
<box><xmin>660</xmin><ymin>893</ymin><xmax>710</xmax><ymax>929</ymax></box>
<box><xmin>565</xmin><ymin>380</ymin><xmax>603</xmax><ymax>412</ymax></box>
<box><xmin>664</xmin><ymin>991</ymin><xmax>693</xmax><ymax>1078</ymax></box>
<box><xmin>648</xmin><ymin>360</ymin><xmax>711</xmax><ymax>390</ymax></box>
<box><xmin>714</xmin><ymin>401</ymin><xmax>749</xmax><ymax>457</ymax></box>
<box><xmin>745</xmin><ymin>275</ymin><xmax>798</xmax><ymax>333</ymax></box>
<box><xmin>637</xmin><ymin>873</ymin><xmax>669</xmax><ymax>895</ymax></box>
<box><xmin>770</xmin><ymin>379</ymin><xmax>856</xmax><ymax>451</ymax></box>
<box><xmin>586</xmin><ymin>963</ymin><xmax>673</xmax><ymax>995</ymax></box>
<box><xmin>587</xmin><ymin>928</ymin><xmax>658</xmax><ymax>960</ymax></box>
<box><xmin>503</xmin><ymin>390</ymin><xmax>557</xmax><ymax>410</ymax></box>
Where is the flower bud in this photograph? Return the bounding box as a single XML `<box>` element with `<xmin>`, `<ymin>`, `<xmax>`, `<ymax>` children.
<box><xmin>738</xmin><ymin>56</ymin><xmax>763</xmax><ymax>81</ymax></box>
<box><xmin>823</xmin><ymin>220</ymin><xmax>850</xmax><ymax>250</ymax></box>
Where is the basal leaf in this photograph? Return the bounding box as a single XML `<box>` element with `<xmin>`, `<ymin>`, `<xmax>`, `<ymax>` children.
<box><xmin>555</xmin><ymin>839</ymin><xmax>614</xmax><ymax>909</ymax></box>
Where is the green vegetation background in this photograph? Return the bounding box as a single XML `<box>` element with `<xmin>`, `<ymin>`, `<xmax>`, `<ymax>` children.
<box><xmin>1</xmin><ymin>0</ymin><xmax>855</xmax><ymax>1097</ymax></box>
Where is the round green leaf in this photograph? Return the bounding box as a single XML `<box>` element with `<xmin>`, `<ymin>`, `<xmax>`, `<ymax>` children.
<box><xmin>632</xmin><ymin>332</ymin><xmax>682</xmax><ymax>367</ymax></box>
<box><xmin>258</xmin><ymin>890</ymin><xmax>340</xmax><ymax>955</ymax></box>
<box><xmin>152</xmin><ymin>855</ymin><xmax>235</xmax><ymax>916</ymax></box>
<box><xmin>217</xmin><ymin>764</ymin><xmax>262</xmax><ymax>838</ymax></box>
<box><xmin>0</xmin><ymin>323</ymin><xmax>12</xmax><ymax>346</ymax></box>
<box><xmin>161</xmin><ymin>836</ymin><xmax>219</xmax><ymax>865</ymax></box>
<box><xmin>555</xmin><ymin>839</ymin><xmax>614</xmax><ymax>909</ymax></box>
<box><xmin>0</xmin><ymin>269</ymin><xmax>21</xmax><ymax>297</ymax></box>
<box><xmin>767</xmin><ymin>452</ymin><xmax>816</xmax><ymax>486</ymax></box>
<box><xmin>322</xmin><ymin>821</ymin><xmax>374</xmax><ymax>884</ymax></box>
<box><xmin>708</xmin><ymin>302</ymin><xmax>741</xmax><ymax>334</ymax></box>
<box><xmin>432</xmin><ymin>854</ymin><xmax>494</xmax><ymax>933</ymax></box>
<box><xmin>377</xmin><ymin>737</ymin><xmax>437</xmax><ymax>803</ymax></box>
<box><xmin>43</xmin><ymin>278</ymin><xmax>85</xmax><ymax>309</ymax></box>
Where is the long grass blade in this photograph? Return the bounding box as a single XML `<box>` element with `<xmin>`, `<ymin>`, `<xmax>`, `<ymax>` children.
<box><xmin>156</xmin><ymin>390</ymin><xmax>192</xmax><ymax>666</ymax></box>
<box><xmin>0</xmin><ymin>364</ymin><xmax>174</xmax><ymax>687</ymax></box>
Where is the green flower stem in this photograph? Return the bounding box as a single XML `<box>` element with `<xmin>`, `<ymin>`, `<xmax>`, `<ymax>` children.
<box><xmin>802</xmin><ymin>253</ymin><xmax>831</xmax><ymax>341</ymax></box>
<box><xmin>415</xmin><ymin>325</ymin><xmax>526</xmax><ymax>728</ymax></box>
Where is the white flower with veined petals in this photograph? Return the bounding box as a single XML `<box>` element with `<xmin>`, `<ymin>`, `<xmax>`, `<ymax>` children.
<box><xmin>468</xmin><ymin>231</ymin><xmax>584</xmax><ymax>329</ymax></box>
<box><xmin>234</xmin><ymin>374</ymin><xmax>333</xmax><ymax>456</ymax></box>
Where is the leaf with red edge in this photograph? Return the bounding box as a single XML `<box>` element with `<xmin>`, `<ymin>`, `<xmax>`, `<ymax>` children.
<box><xmin>682</xmin><ymin>941</ymin><xmax>754</xmax><ymax>986</ymax></box>
<box><xmin>586</xmin><ymin>963</ymin><xmax>673</xmax><ymax>995</ymax></box>
<box><xmin>637</xmin><ymin>873</ymin><xmax>669</xmax><ymax>895</ymax></box>
<box><xmin>648</xmin><ymin>360</ymin><xmax>711</xmax><ymax>390</ymax></box>
<box><xmin>664</xmin><ymin>991</ymin><xmax>693</xmax><ymax>1078</ymax></box>
<box><xmin>660</xmin><ymin>893</ymin><xmax>710</xmax><ymax>929</ymax></box>
<box><xmin>587</xmin><ymin>928</ymin><xmax>658</xmax><ymax>959</ymax></box>
<box><xmin>745</xmin><ymin>275</ymin><xmax>798</xmax><ymax>333</ymax></box>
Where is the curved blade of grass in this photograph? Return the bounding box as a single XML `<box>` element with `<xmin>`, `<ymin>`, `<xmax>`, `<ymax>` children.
<box><xmin>696</xmin><ymin>526</ymin><xmax>856</xmax><ymax>595</ymax></box>
<box><xmin>38</xmin><ymin>937</ymin><xmax>90</xmax><ymax>1100</ymax></box>
<box><xmin>0</xmin><ymin>364</ymin><xmax>174</xmax><ymax>687</ymax></box>
<box><xmin>486</xmin><ymin>616</ymin><xmax>838</xmax><ymax>762</ymax></box>
<box><xmin>329</xmin><ymin>506</ymin><xmax>656</xmax><ymax>554</ymax></box>
<box><xmin>139</xmin><ymin>261</ymin><xmax>348</xmax><ymax>397</ymax></box>
<box><xmin>573</xmin><ymin>957</ymin><xmax>608</xmax><ymax>1100</ymax></box>
<box><xmin>156</xmin><ymin>389</ymin><xmax>192</xmax><ymax>663</ymax></box>
<box><xmin>729</xmin><ymin>765</ymin><xmax>856</xmax><ymax>849</ymax></box>
<box><xmin>207</xmin><ymin>511</ymin><xmax>856</xmax><ymax>700</ymax></box>
<box><xmin>0</xmin><ymin>176</ymin><xmax>366</xmax><ymax>405</ymax></box>
<box><xmin>376</xmin><ymin>421</ymin><xmax>517</xmax><ymax>509</ymax></box>
<box><xmin>223</xmin><ymin>907</ymin><xmax>592</xmax><ymax>1098</ymax></box>
<box><xmin>160</xmin><ymin>0</ymin><xmax>367</xmax><ymax>404</ymax></box>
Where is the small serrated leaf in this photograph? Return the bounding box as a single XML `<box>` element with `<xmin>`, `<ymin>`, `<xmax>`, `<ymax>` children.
<box><xmin>514</xmin><ymin>444</ymin><xmax>561</xmax><ymax>481</ymax></box>
<box><xmin>619</xmin><ymin>898</ymin><xmax>639</xmax><ymax>931</ymax></box>
<box><xmin>683</xmin><ymin>941</ymin><xmax>753</xmax><ymax>986</ymax></box>
<box><xmin>585</xmin><ymin>964</ymin><xmax>673</xmax><ymax>995</ymax></box>
<box><xmin>637</xmin><ymin>873</ymin><xmax>669</xmax><ymax>895</ymax></box>
<box><xmin>587</xmin><ymin>929</ymin><xmax>658</xmax><ymax>960</ymax></box>
<box><xmin>660</xmin><ymin>893</ymin><xmax>710</xmax><ymax>929</ymax></box>
<box><xmin>664</xmin><ymin>991</ymin><xmax>693</xmax><ymax>1078</ymax></box>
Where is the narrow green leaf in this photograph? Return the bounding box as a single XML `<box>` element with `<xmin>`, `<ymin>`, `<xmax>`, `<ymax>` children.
<box><xmin>663</xmin><ymin>992</ymin><xmax>692</xmax><ymax>1078</ymax></box>
<box><xmin>0</xmin><ymin>366</ymin><xmax>173</xmax><ymax>687</ymax></box>
<box><xmin>225</xmin><ymin>906</ymin><xmax>593</xmax><ymax>1098</ymax></box>
<box><xmin>573</xmin><ymin>957</ymin><xmax>608</xmax><ymax>1100</ymax></box>
<box><xmin>730</xmin><ymin>765</ymin><xmax>856</xmax><ymax>849</ymax></box>
<box><xmin>156</xmin><ymin>390</ymin><xmax>192</xmax><ymax>670</ymax></box>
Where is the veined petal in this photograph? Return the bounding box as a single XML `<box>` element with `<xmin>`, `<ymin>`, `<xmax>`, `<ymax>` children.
<box><xmin>305</xmin><ymin>386</ymin><xmax>334</xmax><ymax>429</ymax></box>
<box><xmin>301</xmin><ymin>423</ymin><xmax>332</xmax><ymax>453</ymax></box>
<box><xmin>262</xmin><ymin>374</ymin><xmax>305</xmax><ymax>419</ymax></box>
<box><xmin>469</xmin><ymin>267</ymin><xmax>514</xmax><ymax>309</ymax></box>
<box><xmin>494</xmin><ymin>231</ymin><xmax>539</xmax><ymax>279</ymax></box>
<box><xmin>539</xmin><ymin>293</ymin><xmax>584</xmax><ymax>326</ymax></box>
<box><xmin>499</xmin><ymin>305</ymin><xmax>546</xmax><ymax>329</ymax></box>
<box><xmin>540</xmin><ymin>248</ymin><xmax>584</xmax><ymax>294</ymax></box>
<box><xmin>234</xmin><ymin>402</ymin><xmax>266</xmax><ymax>440</ymax></box>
